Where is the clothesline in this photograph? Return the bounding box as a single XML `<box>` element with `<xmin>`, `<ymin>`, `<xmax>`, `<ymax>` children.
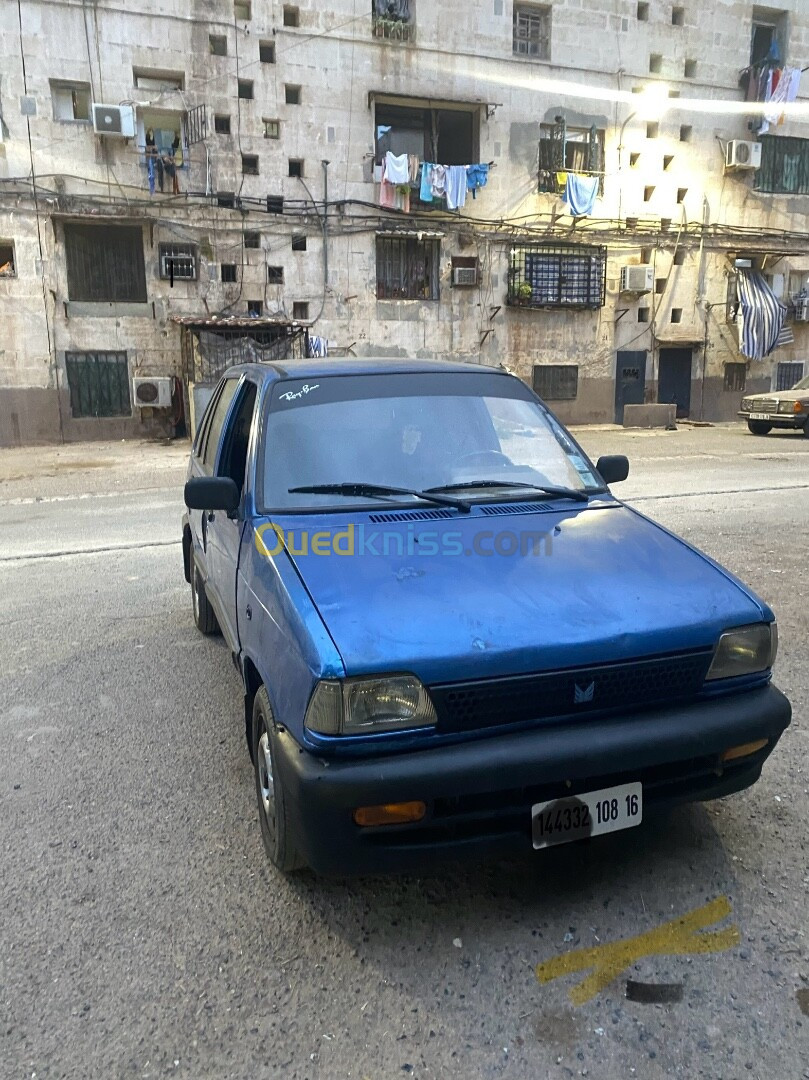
<box><xmin>379</xmin><ymin>151</ymin><xmax>492</xmax><ymax>212</ymax></box>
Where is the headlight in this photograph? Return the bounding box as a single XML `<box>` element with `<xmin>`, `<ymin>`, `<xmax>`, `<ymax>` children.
<box><xmin>305</xmin><ymin>675</ymin><xmax>437</xmax><ymax>735</ymax></box>
<box><xmin>778</xmin><ymin>400</ymin><xmax>794</xmax><ymax>413</ymax></box>
<box><xmin>740</xmin><ymin>398</ymin><xmax>752</xmax><ymax>412</ymax></box>
<box><xmin>705</xmin><ymin>623</ymin><xmax>777</xmax><ymax>681</ymax></box>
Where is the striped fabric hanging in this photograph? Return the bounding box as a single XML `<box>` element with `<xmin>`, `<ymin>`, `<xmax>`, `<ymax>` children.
<box><xmin>736</xmin><ymin>270</ymin><xmax>790</xmax><ymax>360</ymax></box>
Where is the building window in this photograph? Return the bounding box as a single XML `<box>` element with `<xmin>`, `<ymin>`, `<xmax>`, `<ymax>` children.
<box><xmin>671</xmin><ymin>308</ymin><xmax>683</xmax><ymax>323</ymax></box>
<box><xmin>672</xmin><ymin>6</ymin><xmax>684</xmax><ymax>25</ymax></box>
<box><xmin>238</xmin><ymin>79</ymin><xmax>254</xmax><ymax>100</ymax></box>
<box><xmin>756</xmin><ymin>135</ymin><xmax>809</xmax><ymax>195</ymax></box>
<box><xmin>673</xmin><ymin>249</ymin><xmax>686</xmax><ymax>265</ymax></box>
<box><xmin>372</xmin><ymin>0</ymin><xmax>414</xmax><ymax>41</ymax></box>
<box><xmin>50</xmin><ymin>80</ymin><xmax>91</xmax><ymax>121</ymax></box>
<box><xmin>646</xmin><ymin>122</ymin><xmax>659</xmax><ymax>139</ymax></box>
<box><xmin>513</xmin><ymin>4</ymin><xmax>551</xmax><ymax>60</ymax></box>
<box><xmin>133</xmin><ymin>68</ymin><xmax>184</xmax><ymax>91</ymax></box>
<box><xmin>263</xmin><ymin>118</ymin><xmax>280</xmax><ymax>139</ymax></box>
<box><xmin>235</xmin><ymin>1</ymin><xmax>251</xmax><ymax>19</ymax></box>
<box><xmin>288</xmin><ymin>159</ymin><xmax>303</xmax><ymax>177</ymax></box>
<box><xmin>244</xmin><ymin>231</ymin><xmax>261</xmax><ymax>249</ymax></box>
<box><xmin>209</xmin><ymin>34</ymin><xmax>227</xmax><ymax>55</ymax></box>
<box><xmin>292</xmin><ymin>301</ymin><xmax>309</xmax><ymax>319</ymax></box>
<box><xmin>776</xmin><ymin>361</ymin><xmax>804</xmax><ymax>391</ymax></box>
<box><xmin>221</xmin><ymin>263</ymin><xmax>238</xmax><ymax>283</ymax></box>
<box><xmin>283</xmin><ymin>5</ymin><xmax>299</xmax><ymax>26</ymax></box>
<box><xmin>677</xmin><ymin>187</ymin><xmax>687</xmax><ymax>203</ymax></box>
<box><xmin>376</xmin><ymin>235</ymin><xmax>441</xmax><ymax>300</ymax></box>
<box><xmin>649</xmin><ymin>54</ymin><xmax>662</xmax><ymax>74</ymax></box>
<box><xmin>247</xmin><ymin>299</ymin><xmax>263</xmax><ymax>315</ymax></box>
<box><xmin>291</xmin><ymin>234</ymin><xmax>307</xmax><ymax>251</ymax></box>
<box><xmin>724</xmin><ymin>362</ymin><xmax>747</xmax><ymax>392</ymax></box>
<box><xmin>259</xmin><ymin>40</ymin><xmax>275</xmax><ymax>62</ymax></box>
<box><xmin>655</xmin><ymin>277</ymin><xmax>666</xmax><ymax>294</ymax></box>
<box><xmin>217</xmin><ymin>192</ymin><xmax>236</xmax><ymax>208</ymax></box>
<box><xmin>267</xmin><ymin>265</ymin><xmax>284</xmax><ymax>283</ymax></box>
<box><xmin>266</xmin><ymin>195</ymin><xmax>284</xmax><ymax>214</ymax></box>
<box><xmin>680</xmin><ymin>125</ymin><xmax>692</xmax><ymax>142</ymax></box>
<box><xmin>630</xmin><ymin>152</ymin><xmax>641</xmax><ymax>167</ymax></box>
<box><xmin>507</xmin><ymin>243</ymin><xmax>607</xmax><ymax>309</ymax></box>
<box><xmin>638</xmin><ymin>307</ymin><xmax>650</xmax><ymax>322</ymax></box>
<box><xmin>158</xmin><ymin>243</ymin><xmax>197</xmax><ymax>281</ymax></box>
<box><xmin>684</xmin><ymin>58</ymin><xmax>697</xmax><ymax>78</ymax></box>
<box><xmin>538</xmin><ymin>119</ymin><xmax>604</xmax><ymax>193</ymax></box>
<box><xmin>214</xmin><ymin>114</ymin><xmax>231</xmax><ymax>135</ymax></box>
<box><xmin>242</xmin><ymin>154</ymin><xmax>259</xmax><ymax>175</ymax></box>
<box><xmin>65</xmin><ymin>352</ymin><xmax>131</xmax><ymax>418</ymax></box>
<box><xmin>751</xmin><ymin>9</ymin><xmax>787</xmax><ymax>66</ymax></box>
<box><xmin>637</xmin><ymin>2</ymin><xmax>649</xmax><ymax>19</ymax></box>
<box><xmin>0</xmin><ymin>241</ymin><xmax>16</xmax><ymax>277</ymax></box>
<box><xmin>375</xmin><ymin>101</ymin><xmax>479</xmax><ymax>168</ymax></box>
<box><xmin>532</xmin><ymin>364</ymin><xmax>579</xmax><ymax>401</ymax></box>
<box><xmin>643</xmin><ymin>185</ymin><xmax>655</xmax><ymax>201</ymax></box>
<box><xmin>285</xmin><ymin>84</ymin><xmax>301</xmax><ymax>105</ymax></box>
<box><xmin>64</xmin><ymin>223</ymin><xmax>147</xmax><ymax>303</ymax></box>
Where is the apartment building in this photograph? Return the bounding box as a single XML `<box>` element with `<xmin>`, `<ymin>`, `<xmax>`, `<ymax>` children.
<box><xmin>1</xmin><ymin>0</ymin><xmax>809</xmax><ymax>445</ymax></box>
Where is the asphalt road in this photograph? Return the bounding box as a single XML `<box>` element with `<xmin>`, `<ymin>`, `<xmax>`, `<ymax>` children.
<box><xmin>1</xmin><ymin>424</ymin><xmax>807</xmax><ymax>1080</ymax></box>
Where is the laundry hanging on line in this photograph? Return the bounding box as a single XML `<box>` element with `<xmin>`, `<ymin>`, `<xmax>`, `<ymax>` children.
<box><xmin>736</xmin><ymin>270</ymin><xmax>790</xmax><ymax>360</ymax></box>
<box><xmin>563</xmin><ymin>173</ymin><xmax>600</xmax><ymax>217</ymax></box>
<box><xmin>758</xmin><ymin>66</ymin><xmax>802</xmax><ymax>134</ymax></box>
<box><xmin>378</xmin><ymin>157</ymin><xmax>492</xmax><ymax>211</ymax></box>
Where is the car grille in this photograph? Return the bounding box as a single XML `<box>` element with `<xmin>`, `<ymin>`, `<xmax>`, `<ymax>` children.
<box><xmin>753</xmin><ymin>398</ymin><xmax>778</xmax><ymax>411</ymax></box>
<box><xmin>429</xmin><ymin>650</ymin><xmax>714</xmax><ymax>733</ymax></box>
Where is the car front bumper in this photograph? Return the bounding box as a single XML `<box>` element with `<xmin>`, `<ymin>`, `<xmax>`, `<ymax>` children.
<box><xmin>739</xmin><ymin>411</ymin><xmax>808</xmax><ymax>429</ymax></box>
<box><xmin>274</xmin><ymin>685</ymin><xmax>791</xmax><ymax>874</ymax></box>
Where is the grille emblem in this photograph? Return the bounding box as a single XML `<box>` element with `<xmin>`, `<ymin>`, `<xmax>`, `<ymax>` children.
<box><xmin>574</xmin><ymin>680</ymin><xmax>595</xmax><ymax>704</ymax></box>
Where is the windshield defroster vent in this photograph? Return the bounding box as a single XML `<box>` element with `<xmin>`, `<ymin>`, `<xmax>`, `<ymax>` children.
<box><xmin>479</xmin><ymin>502</ymin><xmax>554</xmax><ymax>515</ymax></box>
<box><xmin>368</xmin><ymin>509</ymin><xmax>456</xmax><ymax>523</ymax></box>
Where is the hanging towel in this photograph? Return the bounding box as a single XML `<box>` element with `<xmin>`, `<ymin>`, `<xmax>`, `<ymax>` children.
<box><xmin>420</xmin><ymin>163</ymin><xmax>434</xmax><ymax>202</ymax></box>
<box><xmin>759</xmin><ymin>67</ymin><xmax>801</xmax><ymax>134</ymax></box>
<box><xmin>466</xmin><ymin>163</ymin><xmax>490</xmax><ymax>191</ymax></box>
<box><xmin>408</xmin><ymin>154</ymin><xmax>421</xmax><ymax>183</ymax></box>
<box><xmin>737</xmin><ymin>270</ymin><xmax>789</xmax><ymax>360</ymax></box>
<box><xmin>384</xmin><ymin>150</ymin><xmax>410</xmax><ymax>185</ymax></box>
<box><xmin>445</xmin><ymin>165</ymin><xmax>468</xmax><ymax>210</ymax></box>
<box><xmin>563</xmin><ymin>173</ymin><xmax>599</xmax><ymax>217</ymax></box>
<box><xmin>379</xmin><ymin>161</ymin><xmax>396</xmax><ymax>208</ymax></box>
<box><xmin>431</xmin><ymin>163</ymin><xmax>447</xmax><ymax>199</ymax></box>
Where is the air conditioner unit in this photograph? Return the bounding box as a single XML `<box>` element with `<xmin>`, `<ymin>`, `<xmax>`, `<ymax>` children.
<box><xmin>793</xmin><ymin>297</ymin><xmax>809</xmax><ymax>322</ymax></box>
<box><xmin>726</xmin><ymin>140</ymin><xmax>762</xmax><ymax>170</ymax></box>
<box><xmin>92</xmin><ymin>103</ymin><xmax>136</xmax><ymax>138</ymax></box>
<box><xmin>453</xmin><ymin>266</ymin><xmax>478</xmax><ymax>287</ymax></box>
<box><xmin>620</xmin><ymin>265</ymin><xmax>654</xmax><ymax>294</ymax></box>
<box><xmin>133</xmin><ymin>377</ymin><xmax>173</xmax><ymax>408</ymax></box>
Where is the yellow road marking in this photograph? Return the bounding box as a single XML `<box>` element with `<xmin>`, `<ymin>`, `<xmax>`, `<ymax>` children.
<box><xmin>536</xmin><ymin>896</ymin><xmax>740</xmax><ymax>1005</ymax></box>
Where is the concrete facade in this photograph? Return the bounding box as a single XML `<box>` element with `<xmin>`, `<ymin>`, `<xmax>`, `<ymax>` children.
<box><xmin>2</xmin><ymin>0</ymin><xmax>809</xmax><ymax>445</ymax></box>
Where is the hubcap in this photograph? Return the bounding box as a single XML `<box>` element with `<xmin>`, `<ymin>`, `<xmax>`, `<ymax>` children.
<box><xmin>257</xmin><ymin>727</ymin><xmax>275</xmax><ymax>828</ymax></box>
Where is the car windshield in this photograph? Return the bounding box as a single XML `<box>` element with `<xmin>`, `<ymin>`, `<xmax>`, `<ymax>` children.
<box><xmin>790</xmin><ymin>374</ymin><xmax>809</xmax><ymax>391</ymax></box>
<box><xmin>261</xmin><ymin>371</ymin><xmax>602</xmax><ymax>511</ymax></box>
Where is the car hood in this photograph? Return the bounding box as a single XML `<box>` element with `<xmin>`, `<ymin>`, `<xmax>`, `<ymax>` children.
<box><xmin>267</xmin><ymin>502</ymin><xmax>767</xmax><ymax>683</ymax></box>
<box><xmin>751</xmin><ymin>390</ymin><xmax>808</xmax><ymax>403</ymax></box>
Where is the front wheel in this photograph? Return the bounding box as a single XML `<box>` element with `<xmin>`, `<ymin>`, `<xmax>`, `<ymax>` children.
<box><xmin>803</xmin><ymin>420</ymin><xmax>809</xmax><ymax>438</ymax></box>
<box><xmin>191</xmin><ymin>556</ymin><xmax>219</xmax><ymax>635</ymax></box>
<box><xmin>747</xmin><ymin>420</ymin><xmax>773</xmax><ymax>435</ymax></box>
<box><xmin>252</xmin><ymin>687</ymin><xmax>305</xmax><ymax>873</ymax></box>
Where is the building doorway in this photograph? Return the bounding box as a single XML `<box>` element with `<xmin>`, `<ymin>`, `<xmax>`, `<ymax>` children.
<box><xmin>658</xmin><ymin>348</ymin><xmax>692</xmax><ymax>418</ymax></box>
<box><xmin>614</xmin><ymin>350</ymin><xmax>647</xmax><ymax>424</ymax></box>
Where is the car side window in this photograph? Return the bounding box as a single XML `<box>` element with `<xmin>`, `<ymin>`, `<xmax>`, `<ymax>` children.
<box><xmin>217</xmin><ymin>380</ymin><xmax>258</xmax><ymax>495</ymax></box>
<box><xmin>201</xmin><ymin>379</ymin><xmax>239</xmax><ymax>474</ymax></box>
<box><xmin>193</xmin><ymin>380</ymin><xmax>225</xmax><ymax>458</ymax></box>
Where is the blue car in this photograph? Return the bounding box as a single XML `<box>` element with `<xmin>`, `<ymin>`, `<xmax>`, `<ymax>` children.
<box><xmin>182</xmin><ymin>359</ymin><xmax>790</xmax><ymax>874</ymax></box>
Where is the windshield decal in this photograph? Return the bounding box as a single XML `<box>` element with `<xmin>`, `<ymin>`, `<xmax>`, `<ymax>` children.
<box><xmin>279</xmin><ymin>383</ymin><xmax>320</xmax><ymax>403</ymax></box>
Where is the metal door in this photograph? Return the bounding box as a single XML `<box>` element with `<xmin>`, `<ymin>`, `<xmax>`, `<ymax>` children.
<box><xmin>658</xmin><ymin>348</ymin><xmax>692</xmax><ymax>418</ymax></box>
<box><xmin>614</xmin><ymin>351</ymin><xmax>647</xmax><ymax>423</ymax></box>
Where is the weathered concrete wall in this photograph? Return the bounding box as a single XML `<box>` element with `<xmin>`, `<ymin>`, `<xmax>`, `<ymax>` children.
<box><xmin>2</xmin><ymin>1</ymin><xmax>809</xmax><ymax>442</ymax></box>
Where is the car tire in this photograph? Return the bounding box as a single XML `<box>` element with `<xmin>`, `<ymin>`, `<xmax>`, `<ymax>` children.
<box><xmin>191</xmin><ymin>555</ymin><xmax>219</xmax><ymax>635</ymax></box>
<box><xmin>747</xmin><ymin>420</ymin><xmax>773</xmax><ymax>435</ymax></box>
<box><xmin>252</xmin><ymin>686</ymin><xmax>306</xmax><ymax>873</ymax></box>
<box><xmin>803</xmin><ymin>420</ymin><xmax>809</xmax><ymax>438</ymax></box>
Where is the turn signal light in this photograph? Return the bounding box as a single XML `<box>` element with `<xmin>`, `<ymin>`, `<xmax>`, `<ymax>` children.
<box><xmin>353</xmin><ymin>801</ymin><xmax>427</xmax><ymax>827</ymax></box>
<box><xmin>721</xmin><ymin>739</ymin><xmax>768</xmax><ymax>763</ymax></box>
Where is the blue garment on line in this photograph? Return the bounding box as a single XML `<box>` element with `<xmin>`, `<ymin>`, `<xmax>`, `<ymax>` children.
<box><xmin>419</xmin><ymin>163</ymin><xmax>434</xmax><ymax>202</ymax></box>
<box><xmin>466</xmin><ymin>163</ymin><xmax>490</xmax><ymax>190</ymax></box>
<box><xmin>563</xmin><ymin>173</ymin><xmax>599</xmax><ymax>217</ymax></box>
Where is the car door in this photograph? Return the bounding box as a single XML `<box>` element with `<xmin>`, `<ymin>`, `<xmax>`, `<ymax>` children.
<box><xmin>206</xmin><ymin>376</ymin><xmax>259</xmax><ymax>650</ymax></box>
<box><xmin>189</xmin><ymin>376</ymin><xmax>240</xmax><ymax>621</ymax></box>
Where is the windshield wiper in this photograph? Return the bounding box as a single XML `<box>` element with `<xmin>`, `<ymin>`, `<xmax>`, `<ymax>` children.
<box><xmin>426</xmin><ymin>480</ymin><xmax>590</xmax><ymax>503</ymax></box>
<box><xmin>288</xmin><ymin>482</ymin><xmax>471</xmax><ymax>512</ymax></box>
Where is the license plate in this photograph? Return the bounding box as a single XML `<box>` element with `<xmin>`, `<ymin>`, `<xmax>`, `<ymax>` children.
<box><xmin>750</xmin><ymin>413</ymin><xmax>771</xmax><ymax>421</ymax></box>
<box><xmin>531</xmin><ymin>782</ymin><xmax>642</xmax><ymax>850</ymax></box>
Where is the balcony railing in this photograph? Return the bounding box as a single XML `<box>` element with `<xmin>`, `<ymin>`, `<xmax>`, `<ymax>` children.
<box><xmin>372</xmin><ymin>14</ymin><xmax>414</xmax><ymax>41</ymax></box>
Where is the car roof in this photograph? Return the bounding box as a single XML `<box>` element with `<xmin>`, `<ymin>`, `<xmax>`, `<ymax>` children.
<box><xmin>220</xmin><ymin>358</ymin><xmax>513</xmax><ymax>382</ymax></box>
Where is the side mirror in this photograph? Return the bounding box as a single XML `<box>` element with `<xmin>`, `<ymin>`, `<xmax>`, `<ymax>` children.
<box><xmin>184</xmin><ymin>476</ymin><xmax>240</xmax><ymax>512</ymax></box>
<box><xmin>596</xmin><ymin>455</ymin><xmax>629</xmax><ymax>485</ymax></box>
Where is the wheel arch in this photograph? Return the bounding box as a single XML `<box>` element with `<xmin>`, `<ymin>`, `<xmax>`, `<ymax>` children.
<box><xmin>182</xmin><ymin>523</ymin><xmax>192</xmax><ymax>583</ymax></box>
